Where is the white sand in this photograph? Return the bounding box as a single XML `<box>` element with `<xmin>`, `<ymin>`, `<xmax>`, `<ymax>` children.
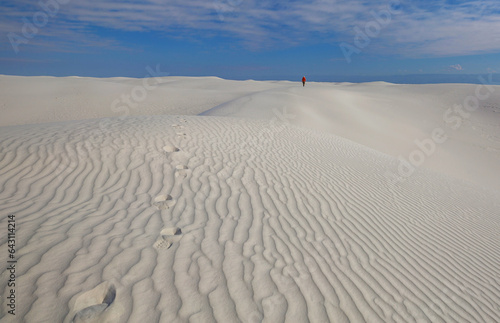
<box><xmin>0</xmin><ymin>75</ymin><xmax>499</xmax><ymax>322</ymax></box>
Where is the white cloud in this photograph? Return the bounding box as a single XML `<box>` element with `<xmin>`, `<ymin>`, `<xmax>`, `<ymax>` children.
<box><xmin>380</xmin><ymin>0</ymin><xmax>500</xmax><ymax>56</ymax></box>
<box><xmin>449</xmin><ymin>64</ymin><xmax>463</xmax><ymax>71</ymax></box>
<box><xmin>3</xmin><ymin>0</ymin><xmax>500</xmax><ymax>57</ymax></box>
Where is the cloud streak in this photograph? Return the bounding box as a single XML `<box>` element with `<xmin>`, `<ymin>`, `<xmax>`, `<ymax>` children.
<box><xmin>2</xmin><ymin>0</ymin><xmax>500</xmax><ymax>57</ymax></box>
<box><xmin>449</xmin><ymin>64</ymin><xmax>463</xmax><ymax>71</ymax></box>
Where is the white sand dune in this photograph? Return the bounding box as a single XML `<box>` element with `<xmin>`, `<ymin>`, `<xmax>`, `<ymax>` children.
<box><xmin>0</xmin><ymin>75</ymin><xmax>288</xmax><ymax>127</ymax></box>
<box><xmin>0</xmin><ymin>76</ymin><xmax>499</xmax><ymax>322</ymax></box>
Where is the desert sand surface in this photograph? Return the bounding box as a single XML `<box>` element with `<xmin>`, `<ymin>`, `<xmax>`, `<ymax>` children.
<box><xmin>0</xmin><ymin>75</ymin><xmax>499</xmax><ymax>322</ymax></box>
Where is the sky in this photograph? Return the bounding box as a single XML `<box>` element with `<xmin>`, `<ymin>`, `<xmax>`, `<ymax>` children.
<box><xmin>1</xmin><ymin>0</ymin><xmax>500</xmax><ymax>83</ymax></box>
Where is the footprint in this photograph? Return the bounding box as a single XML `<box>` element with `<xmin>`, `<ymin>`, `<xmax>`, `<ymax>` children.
<box><xmin>153</xmin><ymin>194</ymin><xmax>176</xmax><ymax>210</ymax></box>
<box><xmin>163</xmin><ymin>145</ymin><xmax>179</xmax><ymax>153</ymax></box>
<box><xmin>154</xmin><ymin>227</ymin><xmax>183</xmax><ymax>250</ymax></box>
<box><xmin>171</xmin><ymin>124</ymin><xmax>183</xmax><ymax>129</ymax></box>
<box><xmin>154</xmin><ymin>237</ymin><xmax>173</xmax><ymax>250</ymax></box>
<box><xmin>176</xmin><ymin>132</ymin><xmax>188</xmax><ymax>139</ymax></box>
<box><xmin>175</xmin><ymin>165</ymin><xmax>189</xmax><ymax>178</ymax></box>
<box><xmin>71</xmin><ymin>282</ymin><xmax>119</xmax><ymax>323</ymax></box>
<box><xmin>73</xmin><ymin>304</ymin><xmax>108</xmax><ymax>323</ymax></box>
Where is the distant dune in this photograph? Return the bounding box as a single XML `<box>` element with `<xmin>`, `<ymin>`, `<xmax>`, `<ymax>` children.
<box><xmin>0</xmin><ymin>76</ymin><xmax>499</xmax><ymax>322</ymax></box>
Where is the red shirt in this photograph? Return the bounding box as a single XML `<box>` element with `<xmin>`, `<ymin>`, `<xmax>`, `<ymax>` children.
<box><xmin>302</xmin><ymin>77</ymin><xmax>306</xmax><ymax>82</ymax></box>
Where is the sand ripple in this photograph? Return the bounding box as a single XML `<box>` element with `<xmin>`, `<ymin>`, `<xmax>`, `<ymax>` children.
<box><xmin>1</xmin><ymin>115</ymin><xmax>499</xmax><ymax>322</ymax></box>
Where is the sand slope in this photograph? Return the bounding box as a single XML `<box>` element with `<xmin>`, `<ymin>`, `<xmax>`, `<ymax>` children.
<box><xmin>202</xmin><ymin>82</ymin><xmax>500</xmax><ymax>192</ymax></box>
<box><xmin>0</xmin><ymin>75</ymin><xmax>289</xmax><ymax>127</ymax></box>
<box><xmin>2</xmin><ymin>75</ymin><xmax>499</xmax><ymax>191</ymax></box>
<box><xmin>1</xmin><ymin>76</ymin><xmax>500</xmax><ymax>322</ymax></box>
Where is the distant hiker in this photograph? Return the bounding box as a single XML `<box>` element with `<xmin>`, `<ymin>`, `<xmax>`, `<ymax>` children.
<box><xmin>302</xmin><ymin>76</ymin><xmax>306</xmax><ymax>87</ymax></box>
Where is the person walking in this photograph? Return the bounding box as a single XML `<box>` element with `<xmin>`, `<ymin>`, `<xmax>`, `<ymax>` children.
<box><xmin>302</xmin><ymin>76</ymin><xmax>306</xmax><ymax>87</ymax></box>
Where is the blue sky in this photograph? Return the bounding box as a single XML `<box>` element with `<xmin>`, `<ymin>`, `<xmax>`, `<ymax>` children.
<box><xmin>1</xmin><ymin>0</ymin><xmax>500</xmax><ymax>83</ymax></box>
